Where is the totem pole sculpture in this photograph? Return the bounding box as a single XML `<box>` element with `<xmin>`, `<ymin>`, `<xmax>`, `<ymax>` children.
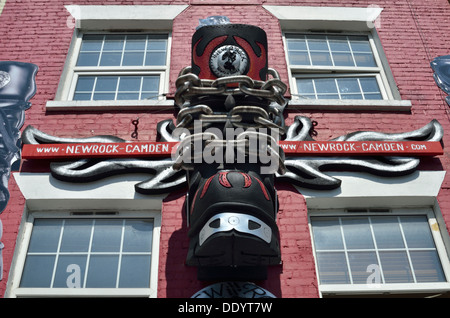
<box><xmin>0</xmin><ymin>61</ymin><xmax>38</xmax><ymax>280</ymax></box>
<box><xmin>173</xmin><ymin>23</ymin><xmax>285</xmax><ymax>280</ymax></box>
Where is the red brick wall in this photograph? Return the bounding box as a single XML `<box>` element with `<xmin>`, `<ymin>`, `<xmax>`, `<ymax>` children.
<box><xmin>0</xmin><ymin>0</ymin><xmax>449</xmax><ymax>297</ymax></box>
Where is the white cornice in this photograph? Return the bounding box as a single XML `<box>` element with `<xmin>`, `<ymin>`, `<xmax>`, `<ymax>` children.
<box><xmin>263</xmin><ymin>5</ymin><xmax>383</xmax><ymax>31</ymax></box>
<box><xmin>296</xmin><ymin>170</ymin><xmax>446</xmax><ymax>209</ymax></box>
<box><xmin>65</xmin><ymin>5</ymin><xmax>188</xmax><ymax>30</ymax></box>
<box><xmin>13</xmin><ymin>173</ymin><xmax>167</xmax><ymax>211</ymax></box>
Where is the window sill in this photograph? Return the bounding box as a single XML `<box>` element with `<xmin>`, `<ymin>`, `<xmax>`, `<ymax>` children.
<box><xmin>10</xmin><ymin>288</ymin><xmax>156</xmax><ymax>298</ymax></box>
<box><xmin>288</xmin><ymin>99</ymin><xmax>412</xmax><ymax>111</ymax></box>
<box><xmin>320</xmin><ymin>282</ymin><xmax>450</xmax><ymax>297</ymax></box>
<box><xmin>45</xmin><ymin>99</ymin><xmax>175</xmax><ymax>111</ymax></box>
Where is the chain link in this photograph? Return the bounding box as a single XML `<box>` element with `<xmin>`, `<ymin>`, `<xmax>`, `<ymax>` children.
<box><xmin>174</xmin><ymin>68</ymin><xmax>287</xmax><ymax>107</ymax></box>
<box><xmin>172</xmin><ymin>66</ymin><xmax>287</xmax><ymax>174</ymax></box>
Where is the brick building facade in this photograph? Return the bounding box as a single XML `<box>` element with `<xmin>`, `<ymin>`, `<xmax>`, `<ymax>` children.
<box><xmin>0</xmin><ymin>0</ymin><xmax>449</xmax><ymax>298</ymax></box>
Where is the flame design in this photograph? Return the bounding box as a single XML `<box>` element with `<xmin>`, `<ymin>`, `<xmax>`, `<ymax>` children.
<box><xmin>234</xmin><ymin>36</ymin><xmax>267</xmax><ymax>81</ymax></box>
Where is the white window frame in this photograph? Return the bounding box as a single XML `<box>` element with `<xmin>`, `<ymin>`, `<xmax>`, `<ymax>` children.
<box><xmin>6</xmin><ymin>209</ymin><xmax>161</xmax><ymax>298</ymax></box>
<box><xmin>309</xmin><ymin>207</ymin><xmax>450</xmax><ymax>297</ymax></box>
<box><xmin>293</xmin><ymin>72</ymin><xmax>389</xmax><ymax>101</ymax></box>
<box><xmin>68</xmin><ymin>70</ymin><xmax>167</xmax><ymax>102</ymax></box>
<box><xmin>46</xmin><ymin>4</ymin><xmax>188</xmax><ymax>111</ymax></box>
<box><xmin>6</xmin><ymin>172</ymin><xmax>167</xmax><ymax>298</ymax></box>
<box><xmin>264</xmin><ymin>5</ymin><xmax>412</xmax><ymax>111</ymax></box>
<box><xmin>54</xmin><ymin>30</ymin><xmax>171</xmax><ymax>107</ymax></box>
<box><xmin>284</xmin><ymin>31</ymin><xmax>394</xmax><ymax>100</ymax></box>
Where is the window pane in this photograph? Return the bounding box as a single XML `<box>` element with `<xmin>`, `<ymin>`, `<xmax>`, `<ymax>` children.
<box><xmin>349</xmin><ymin>37</ymin><xmax>372</xmax><ymax>52</ymax></box>
<box><xmin>332</xmin><ymin>52</ymin><xmax>355</xmax><ymax>66</ymax></box>
<box><xmin>288</xmin><ymin>51</ymin><xmax>310</xmax><ymax>65</ymax></box>
<box><xmin>119</xmin><ymin>255</ymin><xmax>151</xmax><ymax>288</ymax></box>
<box><xmin>60</xmin><ymin>220</ymin><xmax>92</xmax><ymax>252</ymax></box>
<box><xmin>117</xmin><ymin>93</ymin><xmax>140</xmax><ymax>100</ymax></box>
<box><xmin>286</xmin><ymin>38</ymin><xmax>307</xmax><ymax>51</ymax></box>
<box><xmin>123</xmin><ymin>52</ymin><xmax>145</xmax><ymax>66</ymax></box>
<box><xmin>310</xmin><ymin>51</ymin><xmax>333</xmax><ymax>66</ymax></box>
<box><xmin>142</xmin><ymin>76</ymin><xmax>160</xmax><ymax>92</ymax></box>
<box><xmin>337</xmin><ymin>78</ymin><xmax>360</xmax><ymax>94</ymax></box>
<box><xmin>53</xmin><ymin>255</ymin><xmax>87</xmax><ymax>288</ymax></box>
<box><xmin>93</xmin><ymin>93</ymin><xmax>115</xmax><ymax>100</ymax></box>
<box><xmin>95</xmin><ymin>77</ymin><xmax>117</xmax><ymax>92</ymax></box>
<box><xmin>21</xmin><ymin>218</ymin><xmax>154</xmax><ymax>290</ymax></box>
<box><xmin>20</xmin><ymin>255</ymin><xmax>55</xmax><ymax>287</ymax></box>
<box><xmin>314</xmin><ymin>79</ymin><xmax>337</xmax><ymax>94</ymax></box>
<box><xmin>307</xmin><ymin>35</ymin><xmax>328</xmax><ymax>50</ymax></box>
<box><xmin>287</xmin><ymin>34</ymin><xmax>378</xmax><ymax>69</ymax></box>
<box><xmin>364</xmin><ymin>93</ymin><xmax>383</xmax><ymax>100</ymax></box>
<box><xmin>328</xmin><ymin>36</ymin><xmax>350</xmax><ymax>51</ymax></box>
<box><xmin>296</xmin><ymin>79</ymin><xmax>315</xmax><ymax>98</ymax></box>
<box><xmin>77</xmin><ymin>52</ymin><xmax>100</xmax><ymax>67</ymax></box>
<box><xmin>73</xmin><ymin>93</ymin><xmax>92</xmax><ymax>101</ymax></box>
<box><xmin>147</xmin><ymin>39</ymin><xmax>167</xmax><ymax>51</ymax></box>
<box><xmin>103</xmin><ymin>35</ymin><xmax>125</xmax><ymax>51</ymax></box>
<box><xmin>312</xmin><ymin>214</ymin><xmax>447</xmax><ymax>286</ymax></box>
<box><xmin>125</xmin><ymin>35</ymin><xmax>146</xmax><ymax>50</ymax></box>
<box><xmin>318</xmin><ymin>94</ymin><xmax>340</xmax><ymax>99</ymax></box>
<box><xmin>91</xmin><ymin>220</ymin><xmax>123</xmax><ymax>252</ymax></box>
<box><xmin>100</xmin><ymin>52</ymin><xmax>122</xmax><ymax>66</ymax></box>
<box><xmin>75</xmin><ymin>76</ymin><xmax>95</xmax><ymax>92</ymax></box>
<box><xmin>359</xmin><ymin>77</ymin><xmax>379</xmax><ymax>92</ymax></box>
<box><xmin>410</xmin><ymin>250</ymin><xmax>446</xmax><ymax>283</ymax></box>
<box><xmin>401</xmin><ymin>216</ymin><xmax>435</xmax><ymax>248</ymax></box>
<box><xmin>118</xmin><ymin>77</ymin><xmax>141</xmax><ymax>92</ymax></box>
<box><xmin>311</xmin><ymin>217</ymin><xmax>343</xmax><ymax>250</ymax></box>
<box><xmin>80</xmin><ymin>35</ymin><xmax>103</xmax><ymax>51</ymax></box>
<box><xmin>372</xmin><ymin>217</ymin><xmax>405</xmax><ymax>249</ymax></box>
<box><xmin>145</xmin><ymin>52</ymin><xmax>167</xmax><ymax>66</ymax></box>
<box><xmin>295</xmin><ymin>76</ymin><xmax>382</xmax><ymax>100</ymax></box>
<box><xmin>74</xmin><ymin>75</ymin><xmax>161</xmax><ymax>101</ymax></box>
<box><xmin>341</xmin><ymin>94</ymin><xmax>363</xmax><ymax>100</ymax></box>
<box><xmin>28</xmin><ymin>219</ymin><xmax>62</xmax><ymax>253</ymax></box>
<box><xmin>354</xmin><ymin>53</ymin><xmax>377</xmax><ymax>67</ymax></box>
<box><xmin>86</xmin><ymin>255</ymin><xmax>119</xmax><ymax>288</ymax></box>
<box><xmin>342</xmin><ymin>218</ymin><xmax>374</xmax><ymax>249</ymax></box>
<box><xmin>316</xmin><ymin>252</ymin><xmax>350</xmax><ymax>284</ymax></box>
<box><xmin>123</xmin><ymin>220</ymin><xmax>153</xmax><ymax>252</ymax></box>
<box><xmin>348</xmin><ymin>251</ymin><xmax>379</xmax><ymax>284</ymax></box>
<box><xmin>379</xmin><ymin>251</ymin><xmax>414</xmax><ymax>283</ymax></box>
<box><xmin>141</xmin><ymin>93</ymin><xmax>159</xmax><ymax>100</ymax></box>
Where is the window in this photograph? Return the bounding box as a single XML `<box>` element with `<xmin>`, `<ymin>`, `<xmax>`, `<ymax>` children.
<box><xmin>69</xmin><ymin>33</ymin><xmax>168</xmax><ymax>102</ymax></box>
<box><xmin>285</xmin><ymin>33</ymin><xmax>390</xmax><ymax>101</ymax></box>
<box><xmin>8</xmin><ymin>210</ymin><xmax>161</xmax><ymax>297</ymax></box>
<box><xmin>309</xmin><ymin>208</ymin><xmax>450</xmax><ymax>296</ymax></box>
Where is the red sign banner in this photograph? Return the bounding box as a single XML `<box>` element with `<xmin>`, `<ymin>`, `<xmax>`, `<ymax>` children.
<box><xmin>278</xmin><ymin>140</ymin><xmax>443</xmax><ymax>157</ymax></box>
<box><xmin>21</xmin><ymin>140</ymin><xmax>443</xmax><ymax>160</ymax></box>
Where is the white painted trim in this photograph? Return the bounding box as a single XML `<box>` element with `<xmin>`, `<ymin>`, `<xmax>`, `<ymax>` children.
<box><xmin>296</xmin><ymin>170</ymin><xmax>446</xmax><ymax>210</ymax></box>
<box><xmin>308</xmin><ymin>208</ymin><xmax>450</xmax><ymax>296</ymax></box>
<box><xmin>65</xmin><ymin>5</ymin><xmax>188</xmax><ymax>30</ymax></box>
<box><xmin>288</xmin><ymin>98</ymin><xmax>412</xmax><ymax>111</ymax></box>
<box><xmin>319</xmin><ymin>282</ymin><xmax>450</xmax><ymax>296</ymax></box>
<box><xmin>263</xmin><ymin>5</ymin><xmax>383</xmax><ymax>31</ymax></box>
<box><xmin>46</xmin><ymin>99</ymin><xmax>175</xmax><ymax>111</ymax></box>
<box><xmin>7</xmin><ymin>173</ymin><xmax>166</xmax><ymax>298</ymax></box>
<box><xmin>13</xmin><ymin>173</ymin><xmax>167</xmax><ymax>211</ymax></box>
<box><xmin>5</xmin><ymin>209</ymin><xmax>162</xmax><ymax>298</ymax></box>
<box><xmin>282</xmin><ymin>30</ymin><xmax>406</xmax><ymax>107</ymax></box>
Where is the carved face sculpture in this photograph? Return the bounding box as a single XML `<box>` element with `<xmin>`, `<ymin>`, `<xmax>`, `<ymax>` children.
<box><xmin>185</xmin><ymin>24</ymin><xmax>282</xmax><ymax>281</ymax></box>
